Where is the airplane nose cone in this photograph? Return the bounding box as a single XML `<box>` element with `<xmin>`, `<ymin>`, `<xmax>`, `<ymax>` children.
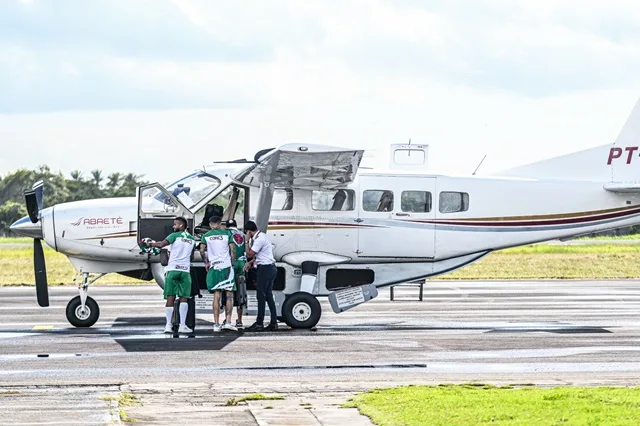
<box><xmin>10</xmin><ymin>215</ymin><xmax>43</xmax><ymax>239</ymax></box>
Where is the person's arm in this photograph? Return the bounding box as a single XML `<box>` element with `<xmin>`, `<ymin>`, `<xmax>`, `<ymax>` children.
<box><xmin>244</xmin><ymin>257</ymin><xmax>256</xmax><ymax>272</ymax></box>
<box><xmin>246</xmin><ymin>235</ymin><xmax>262</xmax><ymax>258</ymax></box>
<box><xmin>228</xmin><ymin>232</ymin><xmax>236</xmax><ymax>265</ymax></box>
<box><xmin>244</xmin><ymin>237</ymin><xmax>256</xmax><ymax>271</ymax></box>
<box><xmin>199</xmin><ymin>236</ymin><xmax>209</xmax><ymax>270</ymax></box>
<box><xmin>150</xmin><ymin>235</ymin><xmax>173</xmax><ymax>248</ymax></box>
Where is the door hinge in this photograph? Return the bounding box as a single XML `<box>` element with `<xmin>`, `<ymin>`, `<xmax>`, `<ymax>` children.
<box><xmin>355</xmin><ymin>249</ymin><xmax>362</xmax><ymax>254</ymax></box>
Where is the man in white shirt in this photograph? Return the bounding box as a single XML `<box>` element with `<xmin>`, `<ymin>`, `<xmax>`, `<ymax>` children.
<box><xmin>243</xmin><ymin>220</ymin><xmax>278</xmax><ymax>331</ymax></box>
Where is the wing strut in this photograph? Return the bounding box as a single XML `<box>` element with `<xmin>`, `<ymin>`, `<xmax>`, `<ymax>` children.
<box><xmin>255</xmin><ymin>182</ymin><xmax>275</xmax><ymax>233</ymax></box>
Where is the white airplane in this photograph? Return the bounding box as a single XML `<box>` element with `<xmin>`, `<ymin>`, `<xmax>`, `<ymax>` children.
<box><xmin>10</xmin><ymin>96</ymin><xmax>640</xmax><ymax>330</ymax></box>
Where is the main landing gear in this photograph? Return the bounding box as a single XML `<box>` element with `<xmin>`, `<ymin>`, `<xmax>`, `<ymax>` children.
<box><xmin>65</xmin><ymin>272</ymin><xmax>104</xmax><ymax>327</ymax></box>
<box><xmin>280</xmin><ymin>292</ymin><xmax>322</xmax><ymax>329</ymax></box>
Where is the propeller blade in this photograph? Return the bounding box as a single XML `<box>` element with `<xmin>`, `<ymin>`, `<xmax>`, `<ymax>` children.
<box><xmin>24</xmin><ymin>181</ymin><xmax>44</xmax><ymax>224</ymax></box>
<box><xmin>33</xmin><ymin>180</ymin><xmax>44</xmax><ymax>212</ymax></box>
<box><xmin>33</xmin><ymin>239</ymin><xmax>49</xmax><ymax>307</ymax></box>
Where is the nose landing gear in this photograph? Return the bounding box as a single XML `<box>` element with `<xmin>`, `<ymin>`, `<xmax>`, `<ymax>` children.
<box><xmin>65</xmin><ymin>272</ymin><xmax>105</xmax><ymax>327</ymax></box>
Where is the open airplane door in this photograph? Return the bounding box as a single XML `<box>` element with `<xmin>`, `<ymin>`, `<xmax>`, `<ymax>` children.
<box><xmin>137</xmin><ymin>183</ymin><xmax>194</xmax><ymax>243</ymax></box>
<box><xmin>232</xmin><ymin>144</ymin><xmax>370</xmax><ymax>327</ymax></box>
<box><xmin>233</xmin><ymin>143</ymin><xmax>365</xmax><ymax>230</ymax></box>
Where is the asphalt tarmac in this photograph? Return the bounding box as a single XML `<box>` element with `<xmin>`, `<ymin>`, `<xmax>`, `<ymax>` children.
<box><xmin>2</xmin><ymin>280</ymin><xmax>640</xmax><ymax>424</ymax></box>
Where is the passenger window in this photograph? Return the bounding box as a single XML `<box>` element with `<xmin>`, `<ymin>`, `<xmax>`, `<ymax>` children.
<box><xmin>312</xmin><ymin>189</ymin><xmax>355</xmax><ymax>211</ymax></box>
<box><xmin>401</xmin><ymin>191</ymin><xmax>432</xmax><ymax>212</ymax></box>
<box><xmin>439</xmin><ymin>192</ymin><xmax>469</xmax><ymax>213</ymax></box>
<box><xmin>272</xmin><ymin>189</ymin><xmax>293</xmax><ymax>211</ymax></box>
<box><xmin>363</xmin><ymin>190</ymin><xmax>394</xmax><ymax>212</ymax></box>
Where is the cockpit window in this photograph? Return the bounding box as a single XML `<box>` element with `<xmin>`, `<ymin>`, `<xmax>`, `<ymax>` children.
<box><xmin>159</xmin><ymin>172</ymin><xmax>221</xmax><ymax>210</ymax></box>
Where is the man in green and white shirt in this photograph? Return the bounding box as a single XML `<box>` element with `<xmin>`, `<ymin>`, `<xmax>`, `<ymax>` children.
<box><xmin>148</xmin><ymin>217</ymin><xmax>196</xmax><ymax>334</ymax></box>
<box><xmin>199</xmin><ymin>215</ymin><xmax>237</xmax><ymax>332</ymax></box>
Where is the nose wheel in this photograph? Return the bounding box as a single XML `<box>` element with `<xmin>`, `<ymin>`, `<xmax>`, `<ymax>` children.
<box><xmin>64</xmin><ymin>271</ymin><xmax>104</xmax><ymax>328</ymax></box>
<box><xmin>66</xmin><ymin>296</ymin><xmax>100</xmax><ymax>327</ymax></box>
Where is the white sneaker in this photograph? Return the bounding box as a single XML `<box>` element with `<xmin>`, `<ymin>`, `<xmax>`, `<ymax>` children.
<box><xmin>178</xmin><ymin>325</ymin><xmax>193</xmax><ymax>334</ymax></box>
<box><xmin>222</xmin><ymin>321</ymin><xmax>238</xmax><ymax>332</ymax></box>
<box><xmin>213</xmin><ymin>323</ymin><xmax>221</xmax><ymax>332</ymax></box>
<box><xmin>164</xmin><ymin>324</ymin><xmax>173</xmax><ymax>334</ymax></box>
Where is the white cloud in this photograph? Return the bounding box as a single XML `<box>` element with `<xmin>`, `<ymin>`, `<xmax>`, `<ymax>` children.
<box><xmin>2</xmin><ymin>0</ymin><xmax>640</xmax><ymax>183</ymax></box>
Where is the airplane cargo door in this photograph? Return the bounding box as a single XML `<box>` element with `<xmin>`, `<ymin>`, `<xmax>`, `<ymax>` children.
<box><xmin>357</xmin><ymin>176</ymin><xmax>436</xmax><ymax>259</ymax></box>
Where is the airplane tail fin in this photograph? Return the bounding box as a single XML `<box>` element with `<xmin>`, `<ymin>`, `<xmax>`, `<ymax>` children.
<box><xmin>494</xmin><ymin>96</ymin><xmax>640</xmax><ymax>188</ymax></box>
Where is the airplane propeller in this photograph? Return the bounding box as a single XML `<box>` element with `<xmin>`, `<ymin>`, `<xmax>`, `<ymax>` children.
<box><xmin>23</xmin><ymin>181</ymin><xmax>49</xmax><ymax>307</ymax></box>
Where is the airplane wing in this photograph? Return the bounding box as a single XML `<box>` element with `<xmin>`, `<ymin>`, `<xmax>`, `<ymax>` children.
<box><xmin>232</xmin><ymin>143</ymin><xmax>364</xmax><ymax>190</ymax></box>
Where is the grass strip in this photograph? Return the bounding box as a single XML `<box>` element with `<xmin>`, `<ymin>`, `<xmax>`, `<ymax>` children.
<box><xmin>3</xmin><ymin>244</ymin><xmax>640</xmax><ymax>285</ymax></box>
<box><xmin>344</xmin><ymin>384</ymin><xmax>640</xmax><ymax>426</ymax></box>
<box><xmin>226</xmin><ymin>394</ymin><xmax>284</xmax><ymax>406</ymax></box>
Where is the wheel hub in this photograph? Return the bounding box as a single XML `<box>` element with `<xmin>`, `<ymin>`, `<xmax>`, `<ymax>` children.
<box><xmin>292</xmin><ymin>302</ymin><xmax>311</xmax><ymax>322</ymax></box>
<box><xmin>75</xmin><ymin>305</ymin><xmax>91</xmax><ymax>321</ymax></box>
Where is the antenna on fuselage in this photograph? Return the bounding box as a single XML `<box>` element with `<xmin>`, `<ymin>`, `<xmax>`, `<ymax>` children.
<box><xmin>472</xmin><ymin>155</ymin><xmax>487</xmax><ymax>175</ymax></box>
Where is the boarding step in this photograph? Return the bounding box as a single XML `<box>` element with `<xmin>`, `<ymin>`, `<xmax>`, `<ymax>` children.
<box><xmin>389</xmin><ymin>280</ymin><xmax>424</xmax><ymax>301</ymax></box>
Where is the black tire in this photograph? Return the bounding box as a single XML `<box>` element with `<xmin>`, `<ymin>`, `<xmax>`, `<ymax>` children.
<box><xmin>66</xmin><ymin>296</ymin><xmax>100</xmax><ymax>328</ymax></box>
<box><xmin>282</xmin><ymin>292</ymin><xmax>321</xmax><ymax>329</ymax></box>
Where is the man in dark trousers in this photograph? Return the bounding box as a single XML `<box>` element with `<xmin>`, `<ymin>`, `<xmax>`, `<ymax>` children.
<box><xmin>243</xmin><ymin>221</ymin><xmax>278</xmax><ymax>331</ymax></box>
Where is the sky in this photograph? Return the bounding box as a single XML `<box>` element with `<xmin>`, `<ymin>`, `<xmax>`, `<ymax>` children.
<box><xmin>2</xmin><ymin>0</ymin><xmax>640</xmax><ymax>184</ymax></box>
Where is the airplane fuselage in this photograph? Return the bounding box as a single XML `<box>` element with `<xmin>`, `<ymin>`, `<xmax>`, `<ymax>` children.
<box><xmin>15</xmin><ymin>170</ymin><xmax>640</xmax><ymax>290</ymax></box>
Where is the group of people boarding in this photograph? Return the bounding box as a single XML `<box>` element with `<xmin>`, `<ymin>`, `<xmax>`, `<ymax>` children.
<box><xmin>146</xmin><ymin>215</ymin><xmax>278</xmax><ymax>334</ymax></box>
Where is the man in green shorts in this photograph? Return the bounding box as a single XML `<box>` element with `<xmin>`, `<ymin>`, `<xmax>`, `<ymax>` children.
<box><xmin>225</xmin><ymin>219</ymin><xmax>248</xmax><ymax>329</ymax></box>
<box><xmin>147</xmin><ymin>217</ymin><xmax>196</xmax><ymax>334</ymax></box>
<box><xmin>199</xmin><ymin>216</ymin><xmax>237</xmax><ymax>332</ymax></box>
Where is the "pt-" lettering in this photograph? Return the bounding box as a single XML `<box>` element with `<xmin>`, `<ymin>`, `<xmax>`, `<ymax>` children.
<box><xmin>607</xmin><ymin>146</ymin><xmax>639</xmax><ymax>165</ymax></box>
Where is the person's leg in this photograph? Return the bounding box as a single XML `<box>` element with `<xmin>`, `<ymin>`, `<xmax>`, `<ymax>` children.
<box><xmin>213</xmin><ymin>291</ymin><xmax>221</xmax><ymax>327</ymax></box>
<box><xmin>224</xmin><ymin>291</ymin><xmax>233</xmax><ymax>322</ymax></box>
<box><xmin>164</xmin><ymin>272</ymin><xmax>177</xmax><ymax>333</ymax></box>
<box><xmin>165</xmin><ymin>295</ymin><xmax>176</xmax><ymax>330</ymax></box>
<box><xmin>234</xmin><ymin>265</ymin><xmax>245</xmax><ymax>328</ymax></box>
<box><xmin>176</xmin><ymin>272</ymin><xmax>192</xmax><ymax>331</ymax></box>
<box><xmin>178</xmin><ymin>296</ymin><xmax>189</xmax><ymax>327</ymax></box>
<box><xmin>255</xmin><ymin>266</ymin><xmax>267</xmax><ymax>326</ymax></box>
<box><xmin>236</xmin><ymin>306</ymin><xmax>243</xmax><ymax>327</ymax></box>
<box><xmin>265</xmin><ymin>265</ymin><xmax>278</xmax><ymax>327</ymax></box>
<box><xmin>207</xmin><ymin>268</ymin><xmax>223</xmax><ymax>332</ymax></box>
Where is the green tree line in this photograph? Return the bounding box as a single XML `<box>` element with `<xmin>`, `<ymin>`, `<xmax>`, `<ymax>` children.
<box><xmin>0</xmin><ymin>166</ymin><xmax>147</xmax><ymax>236</ymax></box>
